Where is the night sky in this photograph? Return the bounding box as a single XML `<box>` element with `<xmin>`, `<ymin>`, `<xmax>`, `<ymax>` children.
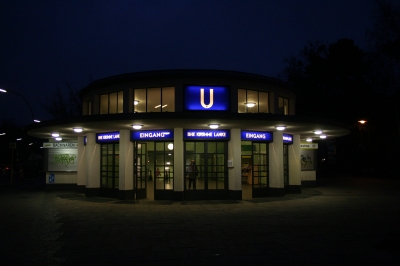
<box><xmin>1</xmin><ymin>0</ymin><xmax>378</xmax><ymax>125</ymax></box>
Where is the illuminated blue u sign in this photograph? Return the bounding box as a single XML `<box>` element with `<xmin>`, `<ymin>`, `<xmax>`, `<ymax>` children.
<box><xmin>185</xmin><ymin>85</ymin><xmax>229</xmax><ymax>111</ymax></box>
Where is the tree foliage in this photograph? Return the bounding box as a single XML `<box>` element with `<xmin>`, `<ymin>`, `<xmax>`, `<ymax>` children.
<box><xmin>282</xmin><ymin>38</ymin><xmax>372</xmax><ymax>123</ymax></box>
<box><xmin>42</xmin><ymin>82</ymin><xmax>82</xmax><ymax>119</ymax></box>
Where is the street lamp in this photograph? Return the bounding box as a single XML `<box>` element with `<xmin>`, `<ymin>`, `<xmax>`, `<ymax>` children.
<box><xmin>0</xmin><ymin>88</ymin><xmax>40</xmax><ymax>123</ymax></box>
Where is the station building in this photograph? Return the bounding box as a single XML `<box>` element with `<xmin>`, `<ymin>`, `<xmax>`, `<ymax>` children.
<box><xmin>27</xmin><ymin>70</ymin><xmax>348</xmax><ymax>201</ymax></box>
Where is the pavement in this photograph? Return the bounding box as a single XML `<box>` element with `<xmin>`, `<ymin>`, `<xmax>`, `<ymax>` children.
<box><xmin>1</xmin><ymin>174</ymin><xmax>400</xmax><ymax>265</ymax></box>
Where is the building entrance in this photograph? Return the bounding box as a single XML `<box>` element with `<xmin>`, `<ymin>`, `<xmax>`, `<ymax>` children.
<box><xmin>100</xmin><ymin>143</ymin><xmax>119</xmax><ymax>198</ymax></box>
<box><xmin>184</xmin><ymin>141</ymin><xmax>228</xmax><ymax>200</ymax></box>
<box><xmin>241</xmin><ymin>141</ymin><xmax>269</xmax><ymax>198</ymax></box>
<box><xmin>134</xmin><ymin>142</ymin><xmax>174</xmax><ymax>200</ymax></box>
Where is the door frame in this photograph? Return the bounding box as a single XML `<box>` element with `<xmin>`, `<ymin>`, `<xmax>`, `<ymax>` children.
<box><xmin>184</xmin><ymin>141</ymin><xmax>228</xmax><ymax>200</ymax></box>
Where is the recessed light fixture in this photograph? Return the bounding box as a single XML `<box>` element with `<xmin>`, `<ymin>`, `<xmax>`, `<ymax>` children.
<box><xmin>209</xmin><ymin>124</ymin><xmax>219</xmax><ymax>129</ymax></box>
<box><xmin>314</xmin><ymin>130</ymin><xmax>323</xmax><ymax>135</ymax></box>
<box><xmin>55</xmin><ymin>137</ymin><xmax>62</xmax><ymax>141</ymax></box>
<box><xmin>16</xmin><ymin>138</ymin><xmax>22</xmax><ymax>141</ymax></box>
<box><xmin>276</xmin><ymin>126</ymin><xmax>286</xmax><ymax>131</ymax></box>
<box><xmin>358</xmin><ymin>120</ymin><xmax>367</xmax><ymax>124</ymax></box>
<box><xmin>320</xmin><ymin>134</ymin><xmax>327</xmax><ymax>139</ymax></box>
<box><xmin>132</xmin><ymin>124</ymin><xmax>143</xmax><ymax>129</ymax></box>
<box><xmin>245</xmin><ymin>102</ymin><xmax>256</xmax><ymax>108</ymax></box>
<box><xmin>73</xmin><ymin>128</ymin><xmax>83</xmax><ymax>133</ymax></box>
<box><xmin>306</xmin><ymin>138</ymin><xmax>313</xmax><ymax>142</ymax></box>
<box><xmin>51</xmin><ymin>133</ymin><xmax>60</xmax><ymax>137</ymax></box>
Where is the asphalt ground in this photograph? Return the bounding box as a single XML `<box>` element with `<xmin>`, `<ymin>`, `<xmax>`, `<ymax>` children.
<box><xmin>1</xmin><ymin>175</ymin><xmax>400</xmax><ymax>265</ymax></box>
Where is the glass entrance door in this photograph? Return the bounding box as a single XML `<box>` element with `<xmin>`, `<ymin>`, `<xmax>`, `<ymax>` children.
<box><xmin>100</xmin><ymin>143</ymin><xmax>119</xmax><ymax>198</ymax></box>
<box><xmin>153</xmin><ymin>142</ymin><xmax>174</xmax><ymax>200</ymax></box>
<box><xmin>252</xmin><ymin>142</ymin><xmax>269</xmax><ymax>198</ymax></box>
<box><xmin>135</xmin><ymin>143</ymin><xmax>147</xmax><ymax>199</ymax></box>
<box><xmin>184</xmin><ymin>141</ymin><xmax>228</xmax><ymax>200</ymax></box>
<box><xmin>134</xmin><ymin>142</ymin><xmax>174</xmax><ymax>200</ymax></box>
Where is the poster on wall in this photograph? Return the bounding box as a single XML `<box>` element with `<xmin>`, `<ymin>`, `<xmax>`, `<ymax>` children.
<box><xmin>300</xmin><ymin>149</ymin><xmax>315</xmax><ymax>170</ymax></box>
<box><xmin>47</xmin><ymin>148</ymin><xmax>78</xmax><ymax>171</ymax></box>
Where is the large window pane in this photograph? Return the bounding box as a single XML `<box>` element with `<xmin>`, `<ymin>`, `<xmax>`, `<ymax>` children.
<box><xmin>100</xmin><ymin>94</ymin><xmax>108</xmax><ymax>114</ymax></box>
<box><xmin>109</xmin><ymin>92</ymin><xmax>117</xmax><ymax>113</ymax></box>
<box><xmin>134</xmin><ymin>89</ymin><xmax>146</xmax><ymax>113</ymax></box>
<box><xmin>117</xmin><ymin>91</ymin><xmax>123</xmax><ymax>113</ymax></box>
<box><xmin>259</xmin><ymin>92</ymin><xmax>269</xmax><ymax>113</ymax></box>
<box><xmin>246</xmin><ymin>90</ymin><xmax>258</xmax><ymax>113</ymax></box>
<box><xmin>279</xmin><ymin>97</ymin><xmax>289</xmax><ymax>115</ymax></box>
<box><xmin>238</xmin><ymin>89</ymin><xmax>246</xmax><ymax>113</ymax></box>
<box><xmin>147</xmin><ymin>88</ymin><xmax>161</xmax><ymax>112</ymax></box>
<box><xmin>162</xmin><ymin>87</ymin><xmax>174</xmax><ymax>112</ymax></box>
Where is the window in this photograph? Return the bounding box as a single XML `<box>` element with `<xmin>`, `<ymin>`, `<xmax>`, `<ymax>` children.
<box><xmin>238</xmin><ymin>89</ymin><xmax>269</xmax><ymax>113</ymax></box>
<box><xmin>100</xmin><ymin>91</ymin><xmax>123</xmax><ymax>114</ymax></box>
<box><xmin>278</xmin><ymin>96</ymin><xmax>289</xmax><ymax>115</ymax></box>
<box><xmin>83</xmin><ymin>101</ymin><xmax>91</xmax><ymax>115</ymax></box>
<box><xmin>133</xmin><ymin>87</ymin><xmax>175</xmax><ymax>113</ymax></box>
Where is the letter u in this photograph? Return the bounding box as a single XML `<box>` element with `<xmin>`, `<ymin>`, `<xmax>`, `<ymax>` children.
<box><xmin>200</xmin><ymin>88</ymin><xmax>214</xmax><ymax>108</ymax></box>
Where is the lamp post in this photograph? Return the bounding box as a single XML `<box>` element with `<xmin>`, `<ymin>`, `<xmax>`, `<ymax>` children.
<box><xmin>0</xmin><ymin>88</ymin><xmax>40</xmax><ymax>123</ymax></box>
<box><xmin>1</xmin><ymin>88</ymin><xmax>40</xmax><ymax>185</ymax></box>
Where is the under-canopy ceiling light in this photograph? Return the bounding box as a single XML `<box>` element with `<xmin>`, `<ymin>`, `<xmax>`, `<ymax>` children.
<box><xmin>55</xmin><ymin>137</ymin><xmax>62</xmax><ymax>141</ymax></box>
<box><xmin>132</xmin><ymin>124</ymin><xmax>143</xmax><ymax>130</ymax></box>
<box><xmin>245</xmin><ymin>102</ymin><xmax>256</xmax><ymax>108</ymax></box>
<box><xmin>51</xmin><ymin>133</ymin><xmax>59</xmax><ymax>137</ymax></box>
<box><xmin>320</xmin><ymin>134</ymin><xmax>327</xmax><ymax>139</ymax></box>
<box><xmin>306</xmin><ymin>138</ymin><xmax>313</xmax><ymax>142</ymax></box>
<box><xmin>314</xmin><ymin>130</ymin><xmax>323</xmax><ymax>135</ymax></box>
<box><xmin>73</xmin><ymin>128</ymin><xmax>83</xmax><ymax>133</ymax></box>
<box><xmin>358</xmin><ymin>120</ymin><xmax>367</xmax><ymax>124</ymax></box>
<box><xmin>209</xmin><ymin>124</ymin><xmax>219</xmax><ymax>129</ymax></box>
<box><xmin>276</xmin><ymin>126</ymin><xmax>286</xmax><ymax>131</ymax></box>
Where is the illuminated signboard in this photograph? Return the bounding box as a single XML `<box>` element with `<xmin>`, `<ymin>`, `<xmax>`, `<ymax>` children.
<box><xmin>184</xmin><ymin>129</ymin><xmax>230</xmax><ymax>140</ymax></box>
<box><xmin>283</xmin><ymin>134</ymin><xmax>293</xmax><ymax>144</ymax></box>
<box><xmin>300</xmin><ymin>143</ymin><xmax>318</xmax><ymax>149</ymax></box>
<box><xmin>184</xmin><ymin>85</ymin><xmax>229</xmax><ymax>111</ymax></box>
<box><xmin>131</xmin><ymin>130</ymin><xmax>174</xmax><ymax>141</ymax></box>
<box><xmin>43</xmin><ymin>143</ymin><xmax>78</xmax><ymax>148</ymax></box>
<box><xmin>96</xmin><ymin>132</ymin><xmax>120</xmax><ymax>143</ymax></box>
<box><xmin>241</xmin><ymin>131</ymin><xmax>273</xmax><ymax>142</ymax></box>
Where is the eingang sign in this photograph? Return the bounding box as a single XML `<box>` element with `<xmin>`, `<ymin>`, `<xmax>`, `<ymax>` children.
<box><xmin>241</xmin><ymin>131</ymin><xmax>273</xmax><ymax>142</ymax></box>
<box><xmin>131</xmin><ymin>130</ymin><xmax>174</xmax><ymax>141</ymax></box>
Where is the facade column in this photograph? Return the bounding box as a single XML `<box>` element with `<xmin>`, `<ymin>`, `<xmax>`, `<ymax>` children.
<box><xmin>228</xmin><ymin>128</ymin><xmax>242</xmax><ymax>200</ymax></box>
<box><xmin>119</xmin><ymin>129</ymin><xmax>134</xmax><ymax>200</ymax></box>
<box><xmin>269</xmin><ymin>131</ymin><xmax>285</xmax><ymax>196</ymax></box>
<box><xmin>174</xmin><ymin>128</ymin><xmax>184</xmax><ymax>200</ymax></box>
<box><xmin>85</xmin><ymin>132</ymin><xmax>100</xmax><ymax>197</ymax></box>
<box><xmin>77</xmin><ymin>136</ymin><xmax>86</xmax><ymax>193</ymax></box>
<box><xmin>288</xmin><ymin>134</ymin><xmax>301</xmax><ymax>193</ymax></box>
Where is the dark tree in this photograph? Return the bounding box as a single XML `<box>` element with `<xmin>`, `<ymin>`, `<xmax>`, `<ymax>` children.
<box><xmin>282</xmin><ymin>39</ymin><xmax>372</xmax><ymax>124</ymax></box>
<box><xmin>367</xmin><ymin>0</ymin><xmax>400</xmax><ymax>139</ymax></box>
<box><xmin>42</xmin><ymin>83</ymin><xmax>82</xmax><ymax>119</ymax></box>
